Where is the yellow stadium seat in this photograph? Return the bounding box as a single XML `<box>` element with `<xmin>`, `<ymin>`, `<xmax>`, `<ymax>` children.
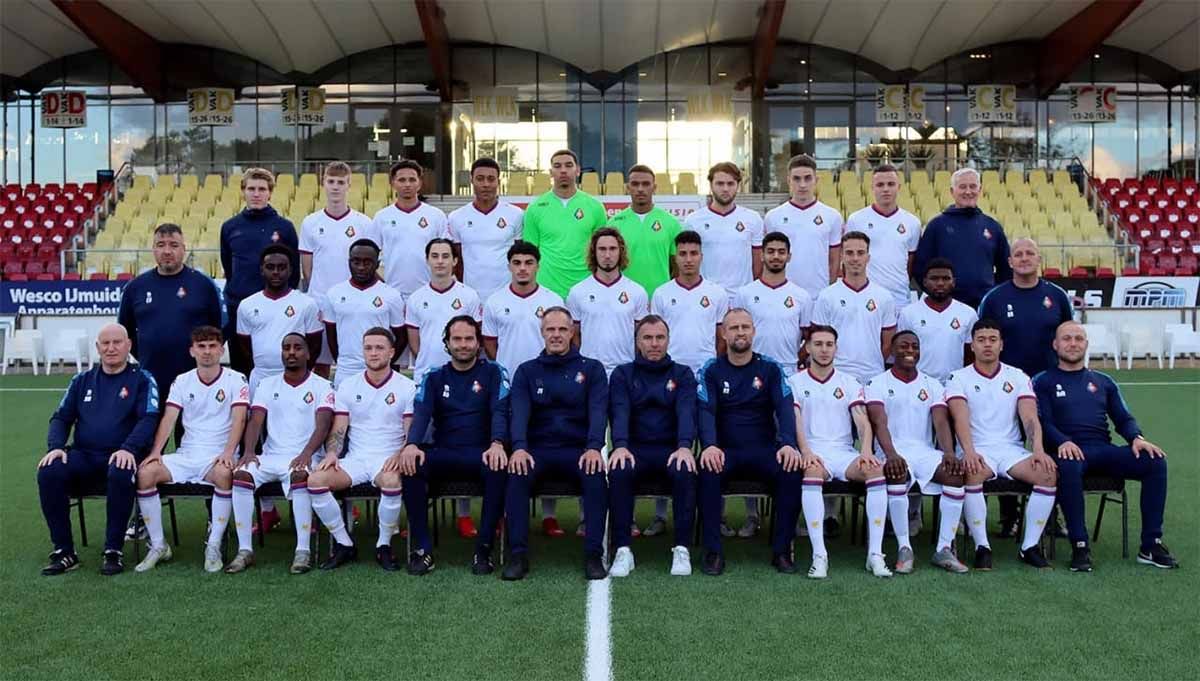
<box><xmin>1017</xmin><ymin>197</ymin><xmax>1040</xmax><ymax>216</ymax></box>
<box><xmin>505</xmin><ymin>171</ymin><xmax>529</xmax><ymax>195</ymax></box>
<box><xmin>202</xmin><ymin>174</ymin><xmax>223</xmax><ymax>191</ymax></box>
<box><xmin>205</xmin><ymin>216</ymin><xmax>225</xmax><ymax>233</ymax></box>
<box><xmin>1027</xmin><ymin>213</ymin><xmax>1050</xmax><ymax>232</ymax></box>
<box><xmin>1053</xmin><ymin>212</ymin><xmax>1076</xmax><ymax>236</ymax></box>
<box><xmin>276</xmin><ymin>173</ymin><xmax>296</xmax><ymax>189</ymax></box>
<box><xmin>581</xmin><ymin>172</ymin><xmax>601</xmax><ymax>195</ymax></box>
<box><xmin>1005</xmin><ymin>217</ymin><xmax>1026</xmax><ymax>238</ymax></box>
<box><xmin>364</xmin><ymin>200</ymin><xmax>386</xmax><ymax>217</ymax></box>
<box><xmin>933</xmin><ymin>170</ymin><xmax>952</xmax><ymax>188</ymax></box>
<box><xmin>908</xmin><ymin>169</ymin><xmax>931</xmax><ymax>188</ymax></box>
<box><xmin>981</xmin><ymin>170</ymin><xmax>1001</xmax><ymax>188</ymax></box>
<box><xmin>1042</xmin><ymin>247</ymin><xmax>1068</xmax><ymax>273</ymax></box>
<box><xmin>1028</xmin><ymin>169</ymin><xmax>1048</xmax><ymax>187</ymax></box>
<box><xmin>677</xmin><ymin>174</ymin><xmax>699</xmax><ymax>195</ymax></box>
<box><xmin>654</xmin><ymin>173</ymin><xmax>673</xmax><ymax>194</ymax></box>
<box><xmin>226</xmin><ymin>172</ymin><xmax>242</xmax><ymax>189</ymax></box>
<box><xmin>1004</xmin><ymin>169</ymin><xmax>1024</xmax><ymax>186</ymax></box>
<box><xmin>350</xmin><ymin>173</ymin><xmax>367</xmax><ymax>191</ymax></box>
<box><xmin>131</xmin><ymin>175</ymin><xmax>152</xmax><ymax>191</ymax></box>
<box><xmin>817</xmin><ymin>170</ymin><xmax>834</xmax><ymax>186</ymax></box>
<box><xmin>1076</xmin><ymin>211</ymin><xmax>1101</xmax><ymax>232</ymax></box>
<box><xmin>178</xmin><ymin>175</ymin><xmax>200</xmax><ymax>193</ymax></box>
<box><xmin>299</xmin><ymin>173</ymin><xmax>319</xmax><ymax>191</ymax></box>
<box><xmin>1052</xmin><ymin>170</ymin><xmax>1072</xmax><ymax>188</ymax></box>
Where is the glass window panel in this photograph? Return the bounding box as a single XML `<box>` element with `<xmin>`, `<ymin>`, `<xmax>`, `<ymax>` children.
<box><xmin>257</xmin><ymin>100</ymin><xmax>294</xmax><ymax>165</ymax></box>
<box><xmin>65</xmin><ymin>101</ymin><xmax>109</xmax><ymax>182</ymax></box>
<box><xmin>625</xmin><ymin>55</ymin><xmax>666</xmax><ymax>101</ymax></box>
<box><xmin>580</xmin><ymin>102</ymin><xmax>602</xmax><ymax>175</ymax></box>
<box><xmin>1091</xmin><ymin>90</ymin><xmax>1136</xmax><ymax>178</ymax></box>
<box><xmin>812</xmin><ymin>103</ymin><xmax>851</xmax><ymax>170</ymax></box>
<box><xmin>768</xmin><ymin>103</ymin><xmax>804</xmax><ymax>191</ymax></box>
<box><xmin>538</xmin><ymin>55</ymin><xmax>581</xmax><ymax>102</ymax></box>
<box><xmin>34</xmin><ymin>111</ymin><xmax>66</xmax><ymax>184</ymax></box>
<box><xmin>452</xmin><ymin>47</ymin><xmax>495</xmax><ymax>99</ymax></box>
<box><xmin>301</xmin><ymin>103</ymin><xmax>349</xmax><ymax>162</ymax></box>
<box><xmin>1138</xmin><ymin>97</ymin><xmax>1168</xmax><ymax>175</ymax></box>
<box><xmin>495</xmin><ymin>48</ymin><xmax>538</xmax><ymax>101</ymax></box>
<box><xmin>212</xmin><ymin>103</ymin><xmax>257</xmax><ymax>172</ymax></box>
<box><xmin>666</xmin><ymin>47</ymin><xmax>708</xmax><ymax>100</ymax></box>
<box><xmin>710</xmin><ymin>46</ymin><xmax>751</xmax><ymax>100</ymax></box>
<box><xmin>1045</xmin><ymin>97</ymin><xmax>1092</xmax><ymax>174</ymax></box>
<box><xmin>111</xmin><ymin>104</ymin><xmax>156</xmax><ymax>172</ymax></box>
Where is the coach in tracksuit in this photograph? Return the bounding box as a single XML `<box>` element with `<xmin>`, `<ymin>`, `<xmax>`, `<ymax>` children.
<box><xmin>608</xmin><ymin>314</ymin><xmax>699</xmax><ymax>577</ymax></box>
<box><xmin>36</xmin><ymin>324</ymin><xmax>159</xmax><ymax>577</ymax></box>
<box><xmin>1033</xmin><ymin>321</ymin><xmax>1175</xmax><ymax>573</ymax></box>
<box><xmin>696</xmin><ymin>308</ymin><xmax>804</xmax><ymax>576</ymax></box>
<box><xmin>503</xmin><ymin>306</ymin><xmax>609</xmax><ymax>581</ymax></box>
<box><xmin>398</xmin><ymin>315</ymin><xmax>510</xmax><ymax>577</ymax></box>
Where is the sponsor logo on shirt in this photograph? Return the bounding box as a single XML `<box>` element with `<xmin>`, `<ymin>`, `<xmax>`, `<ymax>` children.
<box><xmin>666</xmin><ymin>379</ymin><xmax>676</xmax><ymax>392</ymax></box>
<box><xmin>574</xmin><ymin>208</ymin><xmax>585</xmax><ymax>220</ymax></box>
<box><xmin>722</xmin><ymin>381</ymin><xmax>730</xmax><ymax>395</ymax></box>
<box><xmin>575</xmin><ymin>371</ymin><xmax>586</xmax><ymax>384</ymax></box>
<box><xmin>974</xmin><ymin>385</ymin><xmax>981</xmax><ymax>392</ymax></box>
<box><xmin>145</xmin><ymin>291</ymin><xmax>153</xmax><ymax>304</ymax></box>
<box><xmin>303</xmin><ymin>391</ymin><xmax>314</xmax><ymax>404</ymax></box>
<box><xmin>119</xmin><ymin>386</ymin><xmax>129</xmax><ymax>399</ymax></box>
<box><xmin>418</xmin><ymin>217</ymin><xmax>429</xmax><ymax>229</ymax></box>
<box><xmin>1006</xmin><ymin>303</ymin><xmax>1014</xmax><ymax>318</ymax></box>
<box><xmin>784</xmin><ymin>296</ymin><xmax>794</xmax><ymax>308</ymax></box>
<box><xmin>887</xmin><ymin>388</ymin><xmax>895</xmax><ymax>397</ymax></box>
<box><xmin>385</xmin><ymin>392</ymin><xmax>396</xmax><ymax>405</ymax></box>
<box><xmin>618</xmin><ymin>291</ymin><xmax>629</xmax><ymax>304</ymax></box>
<box><xmin>176</xmin><ymin>286</ymin><xmax>187</xmax><ymax>298</ymax></box>
<box><xmin>1002</xmin><ymin>381</ymin><xmax>1014</xmax><ymax>393</ymax></box>
<box><xmin>285</xmin><ymin>305</ymin><xmax>296</xmax><ymax>317</ymax></box>
<box><xmin>215</xmin><ymin>389</ymin><xmax>226</xmax><ymax>402</ymax></box>
<box><xmin>833</xmin><ymin>387</ymin><xmax>844</xmax><ymax>399</ymax></box>
<box><xmin>372</xmin><ymin>296</ymin><xmax>383</xmax><ymax>308</ymax></box>
<box><xmin>700</xmin><ymin>296</ymin><xmax>711</xmax><ymax>308</ymax></box>
<box><xmin>866</xmin><ymin>299</ymin><xmax>877</xmax><ymax>312</ymax></box>
<box><xmin>535</xmin><ymin>306</ymin><xmax>545</xmax><ymax>317</ymax></box>
<box><xmin>345</xmin><ymin>225</ymin><xmax>356</xmax><ymax>238</ymax></box>
<box><xmin>451</xmin><ymin>298</ymin><xmax>463</xmax><ymax>310</ymax></box>
<box><xmin>442</xmin><ymin>384</ymin><xmax>451</xmax><ymax>398</ymax></box>
<box><xmin>917</xmin><ymin>388</ymin><xmax>929</xmax><ymax>401</ymax></box>
<box><xmin>752</xmin><ymin>376</ymin><xmax>763</xmax><ymax>390</ymax></box>
<box><xmin>1055</xmin><ymin>384</ymin><xmax>1066</xmax><ymax>398</ymax></box>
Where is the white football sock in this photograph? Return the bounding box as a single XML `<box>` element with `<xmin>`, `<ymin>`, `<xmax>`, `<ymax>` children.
<box><xmin>208</xmin><ymin>489</ymin><xmax>233</xmax><ymax>549</ymax></box>
<box><xmin>378</xmin><ymin>489</ymin><xmax>403</xmax><ymax>547</ymax></box>
<box><xmin>937</xmin><ymin>486</ymin><xmax>965</xmax><ymax>552</ymax></box>
<box><xmin>802</xmin><ymin>479</ymin><xmax>826</xmax><ymax>558</ymax></box>
<box><xmin>1022</xmin><ymin>486</ymin><xmax>1057</xmax><ymax>551</ymax></box>
<box><xmin>231</xmin><ymin>481</ymin><xmax>255</xmax><ymax>551</ymax></box>
<box><xmin>291</xmin><ymin>485</ymin><xmax>312</xmax><ymax>552</ymax></box>
<box><xmin>886</xmin><ymin>483</ymin><xmax>911</xmax><ymax>551</ymax></box>
<box><xmin>963</xmin><ymin>485</ymin><xmax>989</xmax><ymax>549</ymax></box>
<box><xmin>311</xmin><ymin>488</ymin><xmax>352</xmax><ymax>546</ymax></box>
<box><xmin>866</xmin><ymin>478</ymin><xmax>887</xmax><ymax>556</ymax></box>
<box><xmin>137</xmin><ymin>490</ymin><xmax>164</xmax><ymax>550</ymax></box>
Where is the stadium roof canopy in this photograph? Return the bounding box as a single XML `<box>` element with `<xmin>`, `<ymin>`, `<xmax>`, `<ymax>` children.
<box><xmin>2</xmin><ymin>0</ymin><xmax>1197</xmax><ymax>100</ymax></box>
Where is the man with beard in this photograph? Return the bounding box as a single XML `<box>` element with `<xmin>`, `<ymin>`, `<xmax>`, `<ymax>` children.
<box><xmin>567</xmin><ymin>228</ymin><xmax>649</xmax><ymax>376</ymax></box>
<box><xmin>897</xmin><ymin>258</ymin><xmax>977</xmax><ymax>383</ymax></box>
<box><xmin>763</xmin><ymin>154</ymin><xmax>843</xmax><ymax>299</ymax></box>
<box><xmin>811</xmin><ymin>231</ymin><xmax>897</xmax><ymax>384</ymax></box>
<box><xmin>610</xmin><ymin>165</ymin><xmax>683</xmax><ymax>297</ymax></box>
<box><xmin>320</xmin><ymin>240</ymin><xmax>406</xmax><ymax>387</ymax></box>
<box><xmin>684</xmin><ymin>162</ymin><xmax>763</xmax><ymax>305</ymax></box>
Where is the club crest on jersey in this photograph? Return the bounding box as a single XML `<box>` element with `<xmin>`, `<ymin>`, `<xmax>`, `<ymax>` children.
<box><xmin>950</xmin><ymin>317</ymin><xmax>961</xmax><ymax>329</ymax></box>
<box><xmin>833</xmin><ymin>387</ymin><xmax>844</xmax><ymax>399</ymax></box>
<box><xmin>700</xmin><ymin>296</ymin><xmax>711</xmax><ymax>308</ymax></box>
<box><xmin>814</xmin><ymin>215</ymin><xmax>824</xmax><ymax>226</ymax></box>
<box><xmin>618</xmin><ymin>291</ymin><xmax>629</xmax><ymax>304</ymax></box>
<box><xmin>451</xmin><ymin>298</ymin><xmax>463</xmax><ymax>310</ymax></box>
<box><xmin>897</xmin><ymin>224</ymin><xmax>907</xmax><ymax>234</ymax></box>
<box><xmin>345</xmin><ymin>225</ymin><xmax>356</xmax><ymax>238</ymax></box>
<box><xmin>784</xmin><ymin>296</ymin><xmax>795</xmax><ymax>308</ymax></box>
<box><xmin>119</xmin><ymin>386</ymin><xmax>129</xmax><ymax>399</ymax></box>
<box><xmin>1042</xmin><ymin>296</ymin><xmax>1053</xmax><ymax>309</ymax></box>
<box><xmin>303</xmin><ymin>391</ymin><xmax>314</xmax><ymax>404</ymax></box>
<box><xmin>866</xmin><ymin>299</ymin><xmax>877</xmax><ymax>312</ymax></box>
<box><xmin>735</xmin><ymin>221</ymin><xmax>746</xmax><ymax>232</ymax></box>
<box><xmin>1002</xmin><ymin>381</ymin><xmax>1014</xmax><ymax>393</ymax></box>
<box><xmin>472</xmin><ymin>380</ymin><xmax>483</xmax><ymax>394</ymax></box>
<box><xmin>575</xmin><ymin>372</ymin><xmax>586</xmax><ymax>384</ymax></box>
<box><xmin>651</xmin><ymin>220</ymin><xmax>662</xmax><ymax>232</ymax></box>
<box><xmin>385</xmin><ymin>392</ymin><xmax>396</xmax><ymax>405</ymax></box>
<box><xmin>215</xmin><ymin>389</ymin><xmax>226</xmax><ymax>403</ymax></box>
<box><xmin>982</xmin><ymin>228</ymin><xmax>992</xmax><ymax>240</ymax></box>
<box><xmin>535</xmin><ymin>306</ymin><xmax>545</xmax><ymax>317</ymax></box>
<box><xmin>176</xmin><ymin>286</ymin><xmax>187</xmax><ymax>298</ymax></box>
<box><xmin>918</xmin><ymin>389</ymin><xmax>929</xmax><ymax>401</ymax></box>
<box><xmin>271</xmin><ymin>231</ymin><xmax>281</xmax><ymax>242</ymax></box>
<box><xmin>666</xmin><ymin>379</ymin><xmax>677</xmax><ymax>392</ymax></box>
<box><xmin>497</xmin><ymin>217</ymin><xmax>507</xmax><ymax>229</ymax></box>
<box><xmin>418</xmin><ymin>217</ymin><xmax>429</xmax><ymax>229</ymax></box>
<box><xmin>372</xmin><ymin>296</ymin><xmax>383</xmax><ymax>308</ymax></box>
<box><xmin>1087</xmin><ymin>381</ymin><xmax>1098</xmax><ymax>393</ymax></box>
<box><xmin>284</xmin><ymin>305</ymin><xmax>296</xmax><ymax>318</ymax></box>
<box><xmin>752</xmin><ymin>376</ymin><xmax>763</xmax><ymax>391</ymax></box>
<box><xmin>575</xmin><ymin>208</ymin><xmax>585</xmax><ymax>220</ymax></box>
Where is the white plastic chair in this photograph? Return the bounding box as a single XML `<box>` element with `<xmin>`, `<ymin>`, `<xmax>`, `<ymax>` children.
<box><xmin>1121</xmin><ymin>325</ymin><xmax>1163</xmax><ymax>369</ymax></box>
<box><xmin>1081</xmin><ymin>323</ymin><xmax>1119</xmax><ymax>369</ymax></box>
<box><xmin>45</xmin><ymin>329</ymin><xmax>90</xmax><ymax>373</ymax></box>
<box><xmin>1163</xmin><ymin>323</ymin><xmax>1200</xmax><ymax>369</ymax></box>
<box><xmin>2</xmin><ymin>329</ymin><xmax>44</xmax><ymax>375</ymax></box>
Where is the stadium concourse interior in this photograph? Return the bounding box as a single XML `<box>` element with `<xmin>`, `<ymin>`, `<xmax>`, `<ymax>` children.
<box><xmin>10</xmin><ymin>164</ymin><xmax>1158</xmax><ymax>282</ymax></box>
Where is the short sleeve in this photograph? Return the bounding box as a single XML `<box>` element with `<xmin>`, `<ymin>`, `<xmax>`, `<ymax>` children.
<box><xmin>926</xmin><ymin>377</ymin><xmax>947</xmax><ymax>408</ymax></box>
<box><xmin>470</xmin><ymin>291</ymin><xmax>483</xmax><ymax>322</ymax></box>
<box><xmin>1016</xmin><ymin>370</ymin><xmax>1036</xmax><ymax>399</ymax></box>
<box><xmin>403</xmin><ymin>294</ymin><xmax>419</xmax><ymax>328</ymax></box>
<box><xmin>236</xmin><ymin>302</ymin><xmax>251</xmax><ymax>335</ymax></box>
<box><xmin>827</xmin><ymin>210</ymin><xmax>844</xmax><ymax>246</ymax></box>
<box><xmin>896</xmin><ymin>306</ymin><xmax>914</xmax><ymax>333</ymax></box>
<box><xmin>298</xmin><ymin>216</ymin><xmax>315</xmax><ymax>253</ymax></box>
<box><xmin>961</xmin><ymin>307</ymin><xmax>979</xmax><ymax>345</ymax></box>
<box><xmin>863</xmin><ymin>377</ymin><xmax>887</xmax><ymax>405</ymax></box>
<box><xmin>848</xmin><ymin>382</ymin><xmax>866</xmax><ymax>407</ymax></box>
<box><xmin>166</xmin><ymin>377</ymin><xmax>185</xmax><ymax>410</ymax></box>
<box><xmin>304</xmin><ymin>298</ymin><xmax>323</xmax><ymax>333</ymax></box>
<box><xmin>251</xmin><ymin>383</ymin><xmax>269</xmax><ymax>411</ymax></box>
<box><xmin>401</xmin><ymin>380</ymin><xmax>417</xmax><ymax>416</ymax></box>
<box><xmin>388</xmin><ymin>292</ymin><xmax>406</xmax><ymax>327</ymax></box>
<box><xmin>566</xmin><ymin>287</ymin><xmax>583</xmax><ymax>320</ymax></box>
<box><xmin>482</xmin><ymin>299</ymin><xmax>499</xmax><ymax>338</ymax></box>
<box><xmin>319</xmin><ymin>292</ymin><xmax>335</xmax><ymax>324</ymax></box>
<box><xmin>810</xmin><ymin>294</ymin><xmax>831</xmax><ymax>326</ymax></box>
<box><xmin>905</xmin><ymin>215</ymin><xmax>921</xmax><ymax>252</ymax></box>
<box><xmin>333</xmin><ymin>387</ymin><xmax>351</xmax><ymax>414</ymax></box>
<box><xmin>511</xmin><ymin>208</ymin><xmax>525</xmax><ymax>241</ymax></box>
<box><xmin>317</xmin><ymin>386</ymin><xmax>336</xmax><ymax>412</ymax></box>
<box><xmin>232</xmin><ymin>379</ymin><xmax>250</xmax><ymax>407</ymax></box>
<box><xmin>944</xmin><ymin>373</ymin><xmax>966</xmax><ymax>401</ymax></box>
<box><xmin>432</xmin><ymin>209</ymin><xmax>449</xmax><ymax>239</ymax></box>
<box><xmin>714</xmin><ymin>290</ymin><xmax>730</xmax><ymax>321</ymax></box>
<box><xmin>798</xmin><ymin>290</ymin><xmax>813</xmax><ymax>328</ymax></box>
<box><xmin>634</xmin><ymin>287</ymin><xmax>649</xmax><ymax>319</ymax></box>
<box><xmin>881</xmin><ymin>295</ymin><xmax>898</xmax><ymax>328</ymax></box>
<box><xmin>749</xmin><ymin>213</ymin><xmax>765</xmax><ymax>247</ymax></box>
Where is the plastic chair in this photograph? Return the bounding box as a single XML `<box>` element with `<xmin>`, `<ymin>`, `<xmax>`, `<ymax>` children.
<box><xmin>2</xmin><ymin>329</ymin><xmax>44</xmax><ymax>374</ymax></box>
<box><xmin>1162</xmin><ymin>324</ymin><xmax>1200</xmax><ymax>369</ymax></box>
<box><xmin>1081</xmin><ymin>324</ymin><xmax>1119</xmax><ymax>369</ymax></box>
<box><xmin>45</xmin><ymin>329</ymin><xmax>91</xmax><ymax>373</ymax></box>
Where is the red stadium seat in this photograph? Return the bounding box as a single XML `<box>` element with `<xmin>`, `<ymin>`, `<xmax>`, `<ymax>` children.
<box><xmin>69</xmin><ymin>200</ymin><xmax>90</xmax><ymax>217</ymax></box>
<box><xmin>88</xmin><ymin>273</ymin><xmax>109</xmax><ymax>281</ymax></box>
<box><xmin>7</xmin><ymin>273</ymin><xmax>29</xmax><ymax>282</ymax></box>
<box><xmin>28</xmin><ymin>228</ymin><xmax>48</xmax><ymax>245</ymax></box>
<box><xmin>1143</xmin><ymin>178</ymin><xmax>1160</xmax><ymax>195</ymax></box>
<box><xmin>1097</xmin><ymin>266</ymin><xmax>1116</xmax><ymax>278</ymax></box>
<box><xmin>0</xmin><ymin>243</ymin><xmax>14</xmax><ymax>261</ymax></box>
<box><xmin>1145</xmin><ymin>208</ymin><xmax>1163</xmax><ymax>225</ymax></box>
<box><xmin>51</xmin><ymin>199</ymin><xmax>68</xmax><ymax>215</ymax></box>
<box><xmin>1</xmin><ymin>213</ymin><xmax>15</xmax><ymax>230</ymax></box>
<box><xmin>1115</xmin><ymin>194</ymin><xmax>1132</xmax><ymax>210</ymax></box>
<box><xmin>1179</xmin><ymin>225</ymin><xmax>1195</xmax><ymax>242</ymax></box>
<box><xmin>23</xmin><ymin>261</ymin><xmax>45</xmax><ymax>276</ymax></box>
<box><xmin>23</xmin><ymin>184</ymin><xmax>41</xmax><ymax>201</ymax></box>
<box><xmin>1178</xmin><ymin>254</ymin><xmax>1198</xmax><ymax>275</ymax></box>
<box><xmin>39</xmin><ymin>216</ymin><xmax>57</xmax><ymax>231</ymax></box>
<box><xmin>1153</xmin><ymin>195</ymin><xmax>1171</xmax><ymax>210</ymax></box>
<box><xmin>11</xmin><ymin>199</ymin><xmax>29</xmax><ymax>215</ymax></box>
<box><xmin>1043</xmin><ymin>267</ymin><xmax>1063</xmax><ymax>278</ymax></box>
<box><xmin>1182</xmin><ymin>179</ymin><xmax>1198</xmax><ymax>196</ymax></box>
<box><xmin>115</xmin><ymin>272</ymin><xmax>134</xmax><ymax>281</ymax></box>
<box><xmin>3</xmin><ymin>261</ymin><xmax>23</xmax><ymax>276</ymax></box>
<box><xmin>3</xmin><ymin>184</ymin><xmax>19</xmax><ymax>202</ymax></box>
<box><xmin>36</xmin><ymin>244</ymin><xmax>59</xmax><ymax>261</ymax></box>
<box><xmin>1145</xmin><ymin>238</ymin><xmax>1166</xmax><ymax>254</ymax></box>
<box><xmin>1168</xmin><ymin>238</ymin><xmax>1186</xmax><ymax>255</ymax></box>
<box><xmin>1165</xmin><ymin>208</ymin><xmax>1182</xmax><ymax>224</ymax></box>
<box><xmin>1163</xmin><ymin>178</ymin><xmax>1179</xmax><ymax>196</ymax></box>
<box><xmin>35</xmin><ymin>273</ymin><xmax>56</xmax><ymax>281</ymax></box>
<box><xmin>1184</xmin><ymin>207</ymin><xmax>1200</xmax><ymax>225</ymax></box>
<box><xmin>59</xmin><ymin>215</ymin><xmax>78</xmax><ymax>232</ymax></box>
<box><xmin>1121</xmin><ymin>266</ymin><xmax>1138</xmax><ymax>276</ymax></box>
<box><xmin>1068</xmin><ymin>267</ymin><xmax>1089</xmax><ymax>278</ymax></box>
<box><xmin>1122</xmin><ymin>178</ymin><xmax>1141</xmax><ymax>194</ymax></box>
<box><xmin>1102</xmin><ymin>178</ymin><xmax>1121</xmax><ymax>197</ymax></box>
<box><xmin>15</xmin><ymin>243</ymin><xmax>34</xmax><ymax>260</ymax></box>
<box><xmin>19</xmin><ymin>215</ymin><xmax>36</xmax><ymax>231</ymax></box>
<box><xmin>1157</xmin><ymin>254</ymin><xmax>1178</xmax><ymax>272</ymax></box>
<box><xmin>1172</xmin><ymin>195</ymin><xmax>1190</xmax><ymax>210</ymax></box>
<box><xmin>63</xmin><ymin>272</ymin><xmax>81</xmax><ymax>281</ymax></box>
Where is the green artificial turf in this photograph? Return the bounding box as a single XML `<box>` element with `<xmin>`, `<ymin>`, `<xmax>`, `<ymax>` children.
<box><xmin>1</xmin><ymin>370</ymin><xmax>1197</xmax><ymax>680</ymax></box>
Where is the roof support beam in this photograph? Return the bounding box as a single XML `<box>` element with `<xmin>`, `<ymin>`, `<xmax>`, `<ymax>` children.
<box><xmin>414</xmin><ymin>0</ymin><xmax>453</xmax><ymax>102</ymax></box>
<box><xmin>751</xmin><ymin>0</ymin><xmax>786</xmax><ymax>98</ymax></box>
<box><xmin>50</xmin><ymin>0</ymin><xmax>166</xmax><ymax>101</ymax></box>
<box><xmin>1036</xmin><ymin>0</ymin><xmax>1143</xmax><ymax>98</ymax></box>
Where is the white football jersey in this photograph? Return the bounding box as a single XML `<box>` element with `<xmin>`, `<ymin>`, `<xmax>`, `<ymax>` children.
<box><xmin>945</xmin><ymin>363</ymin><xmax>1035</xmax><ymax>449</ymax></box>
<box><xmin>734</xmin><ymin>278</ymin><xmax>812</xmax><ymax>376</ymax></box>
<box><xmin>236</xmin><ymin>289</ymin><xmax>323</xmax><ymax>378</ymax></box>
<box><xmin>482</xmin><ymin>284</ymin><xmax>564</xmax><ymax>375</ymax></box>
<box><xmin>166</xmin><ymin>367</ymin><xmax>250</xmax><ymax>454</ymax></box>
<box><xmin>252</xmin><ymin>371</ymin><xmax>336</xmax><ymax>458</ymax></box>
<box><xmin>683</xmin><ymin>204</ymin><xmax>764</xmax><ymax>302</ymax></box>
<box><xmin>567</xmin><ymin>274</ymin><xmax>649</xmax><ymax>373</ymax></box>
<box><xmin>651</xmin><ymin>277</ymin><xmax>730</xmax><ymax>374</ymax></box>
<box><xmin>788</xmin><ymin>368</ymin><xmax>864</xmax><ymax>449</ymax></box>
<box><xmin>298</xmin><ymin>207</ymin><xmax>376</xmax><ymax>300</ymax></box>
<box><xmin>333</xmin><ymin>369</ymin><xmax>416</xmax><ymax>459</ymax></box>
<box><xmin>373</xmin><ymin>202</ymin><xmax>449</xmax><ymax>297</ymax></box>
<box><xmin>447</xmin><ymin>201</ymin><xmax>524</xmax><ymax>302</ymax></box>
<box><xmin>863</xmin><ymin>368</ymin><xmax>947</xmax><ymax>451</ymax></box>
<box><xmin>844</xmin><ymin>205</ymin><xmax>920</xmax><ymax>308</ymax></box>
<box><xmin>897</xmin><ymin>297</ymin><xmax>978</xmax><ymax>382</ymax></box>
<box><xmin>811</xmin><ymin>279</ymin><xmax>898</xmax><ymax>382</ymax></box>
<box><xmin>404</xmin><ymin>280</ymin><xmax>482</xmax><ymax>384</ymax></box>
<box><xmin>763</xmin><ymin>199</ymin><xmax>844</xmax><ymax>297</ymax></box>
<box><xmin>320</xmin><ymin>279</ymin><xmax>406</xmax><ymax>382</ymax></box>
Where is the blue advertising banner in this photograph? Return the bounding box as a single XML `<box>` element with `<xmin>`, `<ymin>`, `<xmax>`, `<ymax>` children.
<box><xmin>1</xmin><ymin>280</ymin><xmax>126</xmax><ymax>315</ymax></box>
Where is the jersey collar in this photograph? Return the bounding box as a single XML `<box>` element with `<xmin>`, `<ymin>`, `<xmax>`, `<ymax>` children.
<box><xmin>871</xmin><ymin>204</ymin><xmax>899</xmax><ymax>218</ymax></box>
<box><xmin>758</xmin><ymin>277</ymin><xmax>788</xmax><ymax>290</ymax></box>
<box><xmin>890</xmin><ymin>367</ymin><xmax>918</xmax><ymax>383</ymax></box>
<box><xmin>349</xmin><ymin>277</ymin><xmax>377</xmax><ymax>291</ymax></box>
<box><xmin>262</xmin><ymin>287</ymin><xmax>291</xmax><ymax>300</ymax></box>
<box><xmin>593</xmin><ymin>273</ymin><xmax>623</xmax><ymax>288</ymax></box>
<box><xmin>841</xmin><ymin>278</ymin><xmax>869</xmax><ymax>293</ymax></box>
<box><xmin>807</xmin><ymin>366</ymin><xmax>835</xmax><ymax>384</ymax></box>
<box><xmin>198</xmin><ymin>366</ymin><xmax>224</xmax><ymax>387</ymax></box>
<box><xmin>789</xmin><ymin>199</ymin><xmax>818</xmax><ymax>211</ymax></box>
<box><xmin>283</xmin><ymin>370</ymin><xmax>311</xmax><ymax>387</ymax></box>
<box><xmin>364</xmin><ymin>369</ymin><xmax>394</xmax><ymax>389</ymax></box>
<box><xmin>675</xmin><ymin>276</ymin><xmax>703</xmax><ymax>291</ymax></box>
<box><xmin>429</xmin><ymin>279</ymin><xmax>457</xmax><ymax>294</ymax></box>
<box><xmin>323</xmin><ymin>207</ymin><xmax>351</xmax><ymax>221</ymax></box>
<box><xmin>923</xmin><ymin>296</ymin><xmax>952</xmax><ymax>312</ymax></box>
<box><xmin>973</xmin><ymin>363</ymin><xmax>1001</xmax><ymax>380</ymax></box>
<box><xmin>509</xmin><ymin>283</ymin><xmax>540</xmax><ymax>298</ymax></box>
<box><xmin>393</xmin><ymin>201</ymin><xmax>422</xmax><ymax>214</ymax></box>
<box><xmin>708</xmin><ymin>203</ymin><xmax>737</xmax><ymax>217</ymax></box>
<box><xmin>472</xmin><ymin>200</ymin><xmax>499</xmax><ymax>215</ymax></box>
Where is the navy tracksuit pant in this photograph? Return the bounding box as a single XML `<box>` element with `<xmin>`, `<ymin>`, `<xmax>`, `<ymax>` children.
<box><xmin>401</xmin><ymin>447</ymin><xmax>507</xmax><ymax>555</ymax></box>
<box><xmin>608</xmin><ymin>443</ymin><xmax>696</xmax><ymax>549</ymax></box>
<box><xmin>37</xmin><ymin>449</ymin><xmax>136</xmax><ymax>553</ymax></box>
<box><xmin>504</xmin><ymin>447</ymin><xmax>608</xmax><ymax>556</ymax></box>
<box><xmin>698</xmin><ymin>447</ymin><xmax>802</xmax><ymax>555</ymax></box>
<box><xmin>1057</xmin><ymin>442</ymin><xmax>1167</xmax><ymax>549</ymax></box>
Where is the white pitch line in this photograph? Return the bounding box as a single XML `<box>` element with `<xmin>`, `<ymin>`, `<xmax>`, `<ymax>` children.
<box><xmin>584</xmin><ymin>577</ymin><xmax>613</xmax><ymax>681</ymax></box>
<box><xmin>0</xmin><ymin>387</ymin><xmax>67</xmax><ymax>391</ymax></box>
<box><xmin>1115</xmin><ymin>381</ymin><xmax>1200</xmax><ymax>386</ymax></box>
